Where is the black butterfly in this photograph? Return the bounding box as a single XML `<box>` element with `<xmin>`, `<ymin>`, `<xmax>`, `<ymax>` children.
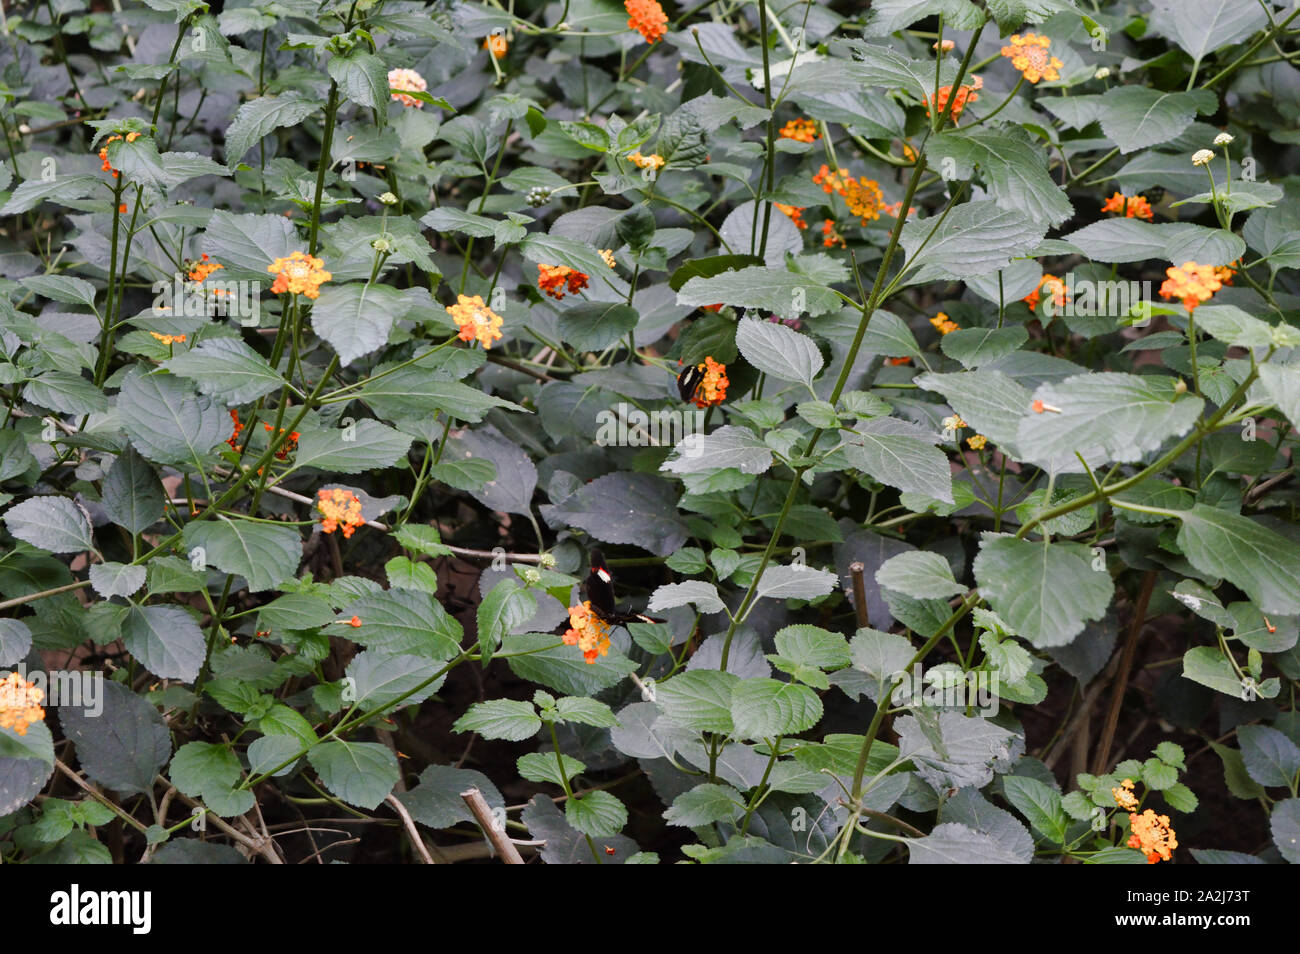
<box><xmin>585</xmin><ymin>548</ymin><xmax>665</xmax><ymax>626</ymax></box>
<box><xmin>677</xmin><ymin>362</ymin><xmax>706</xmax><ymax>403</ymax></box>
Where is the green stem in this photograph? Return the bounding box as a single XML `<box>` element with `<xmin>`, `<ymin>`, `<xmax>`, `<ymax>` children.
<box><xmin>308</xmin><ymin>82</ymin><xmax>341</xmax><ymax>257</ymax></box>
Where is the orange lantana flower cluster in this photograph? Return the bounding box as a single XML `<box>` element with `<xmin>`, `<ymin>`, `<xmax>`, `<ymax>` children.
<box><xmin>779</xmin><ymin>117</ymin><xmax>819</xmax><ymax>143</ymax></box>
<box><xmin>821</xmin><ymin>219</ymin><xmax>846</xmax><ymax>248</ymax></box>
<box><xmin>627</xmin><ymin>151</ymin><xmax>665</xmax><ymax>172</ymax></box>
<box><xmin>97</xmin><ymin>131</ymin><xmax>141</xmax><ymax>178</ymax></box>
<box><xmin>1000</xmin><ymin>33</ymin><xmax>1062</xmax><ymax>84</ymax></box>
<box><xmin>0</xmin><ymin>671</ymin><xmax>45</xmax><ymax>736</ymax></box>
<box><xmin>537</xmin><ymin>263</ymin><xmax>590</xmax><ymax>299</ymax></box>
<box><xmin>268</xmin><ymin>251</ymin><xmax>331</xmax><ymax>299</ymax></box>
<box><xmin>1112</xmin><ymin>778</ymin><xmax>1140</xmax><ymax>811</ymax></box>
<box><xmin>813</xmin><ymin>164</ymin><xmax>849</xmax><ymax>195</ymax></box>
<box><xmin>813</xmin><ymin>165</ymin><xmax>887</xmax><ymax>225</ymax></box>
<box><xmin>1101</xmin><ymin>192</ymin><xmax>1155</xmax><ymax>221</ymax></box>
<box><xmin>188</xmin><ymin>253</ymin><xmax>224</xmax><ymax>283</ymax></box>
<box><xmin>625</xmin><ymin>0</ymin><xmax>668</xmax><ymax>44</ymax></box>
<box><xmin>563</xmin><ymin>601</ymin><xmax>613</xmax><ymax>664</ymax></box>
<box><xmin>686</xmin><ymin>356</ymin><xmax>728</xmax><ymax>408</ymax></box>
<box><xmin>775</xmin><ymin>203</ymin><xmax>807</xmax><ymax>230</ymax></box>
<box><xmin>149</xmin><ymin>332</ymin><xmax>187</xmax><ymax>346</ymax></box>
<box><xmin>388</xmin><ymin>68</ymin><xmax>428</xmax><ymax>108</ymax></box>
<box><xmin>930</xmin><ymin>312</ymin><xmax>959</xmax><ymax>335</ymax></box>
<box><xmin>227</xmin><ymin>409</ymin><xmax>243</xmax><ymax>451</ymax></box>
<box><xmin>483</xmin><ymin>34</ymin><xmax>507</xmax><ymax>58</ymax></box>
<box><xmin>317</xmin><ymin>488</ymin><xmax>365</xmax><ymax>539</ymax></box>
<box><xmin>1023</xmin><ymin>273</ymin><xmax>1070</xmax><ymax>310</ymax></box>
<box><xmin>446</xmin><ymin>294</ymin><xmax>504</xmax><ymax>348</ymax></box>
<box><xmin>1127</xmin><ymin>809</ymin><xmax>1178</xmax><ymax>864</ymax></box>
<box><xmin>1159</xmin><ymin>261</ymin><xmax>1229</xmax><ymax>311</ymax></box>
<box><xmin>924</xmin><ymin>75</ymin><xmax>982</xmax><ymax>124</ymax></box>
<box><xmin>843</xmin><ymin>177</ymin><xmax>886</xmax><ymax>224</ymax></box>
<box><xmin>264</xmin><ymin>422</ymin><xmax>300</xmax><ymax>460</ymax></box>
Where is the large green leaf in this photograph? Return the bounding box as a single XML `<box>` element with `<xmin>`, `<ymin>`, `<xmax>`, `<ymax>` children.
<box><xmin>1170</xmin><ymin>506</ymin><xmax>1300</xmax><ymax>615</ymax></box>
<box><xmin>899</xmin><ymin>200</ymin><xmax>1047</xmax><ymax>285</ymax></box>
<box><xmin>656</xmin><ymin>670</ymin><xmax>739</xmax><ymax>734</ymax></box>
<box><xmin>308</xmin><ymin>740</ymin><xmax>399</xmax><ymax>809</ymax></box>
<box><xmin>875</xmin><ymin>551</ymin><xmax>964</xmax><ymax>599</ymax></box>
<box><xmin>730</xmin><ymin>678</ymin><xmax>823</xmax><ymax>738</ymax></box>
<box><xmin>1017</xmin><ymin>373</ymin><xmax>1203</xmax><ymax>471</ymax></box>
<box><xmin>121</xmin><ymin>604</ymin><xmax>206</xmax><ymax>683</ymax></box>
<box><xmin>310</xmin><ymin>283</ymin><xmax>411</xmax><ymax>366</ymax></box>
<box><xmin>184</xmin><ymin>519</ymin><xmax>302</xmax><ymax>593</ymax></box>
<box><xmin>1098</xmin><ymin>87</ymin><xmax>1216</xmax><ymax>154</ymax></box>
<box><xmin>677</xmin><ymin>266</ymin><xmax>840</xmax><ymax>317</ymax></box>
<box><xmin>973</xmin><ymin>535</ymin><xmax>1114</xmax><ymax>647</ymax></box>
<box><xmin>117</xmin><ymin>369</ymin><xmax>229</xmax><ymax>468</ymax></box>
<box><xmin>101</xmin><ymin>445</ymin><xmax>165</xmax><ymax>535</ymax></box>
<box><xmin>734</xmin><ymin>316</ymin><xmax>824</xmax><ymax>385</ymax></box>
<box><xmin>928</xmin><ymin>126</ymin><xmax>1073</xmax><ymax>227</ymax></box>
<box><xmin>293</xmin><ymin>420</ymin><xmax>412</xmax><ymax>474</ymax></box>
<box><xmin>165</xmin><ymin>337</ymin><xmax>283</xmax><ymax>404</ymax></box>
<box><xmin>452</xmin><ymin>699</ymin><xmax>542</xmax><ymax>741</ymax></box>
<box><xmin>915</xmin><ymin>369</ymin><xmax>1032</xmax><ymax>458</ymax></box>
<box><xmin>224</xmin><ymin>93</ymin><xmax>321</xmax><ymax>164</ymax></box>
<box><xmin>3</xmin><ymin>496</ymin><xmax>93</xmax><ymax>554</ymax></box>
<box><xmin>343</xmin><ymin>589</ymin><xmax>464</xmax><ymax>659</ymax></box>
<box><xmin>842</xmin><ymin>420</ymin><xmax>953</xmax><ymax>503</ymax></box>
<box><xmin>1148</xmin><ymin>0</ymin><xmax>1268</xmax><ymax>62</ymax></box>
<box><xmin>58</xmin><ymin>681</ymin><xmax>171</xmax><ymax>795</ymax></box>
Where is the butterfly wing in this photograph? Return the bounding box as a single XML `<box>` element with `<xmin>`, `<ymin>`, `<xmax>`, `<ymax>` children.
<box><xmin>677</xmin><ymin>364</ymin><xmax>705</xmax><ymax>403</ymax></box>
<box><xmin>585</xmin><ymin>548</ymin><xmax>666</xmax><ymax>625</ymax></box>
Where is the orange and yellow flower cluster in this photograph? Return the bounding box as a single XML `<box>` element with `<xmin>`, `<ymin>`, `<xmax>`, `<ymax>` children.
<box><xmin>227</xmin><ymin>409</ymin><xmax>244</xmax><ymax>451</ymax></box>
<box><xmin>188</xmin><ymin>254</ymin><xmax>224</xmax><ymax>283</ymax></box>
<box><xmin>1159</xmin><ymin>261</ymin><xmax>1234</xmax><ymax>311</ymax></box>
<box><xmin>1127</xmin><ymin>808</ymin><xmax>1178</xmax><ymax>864</ymax></box>
<box><xmin>447</xmin><ymin>294</ymin><xmax>504</xmax><ymax>348</ymax></box>
<box><xmin>1000</xmin><ymin>33</ymin><xmax>1062</xmax><ymax>84</ymax></box>
<box><xmin>317</xmin><ymin>488</ymin><xmax>365</xmax><ymax>539</ymax></box>
<box><xmin>0</xmin><ymin>671</ymin><xmax>45</xmax><ymax>736</ymax></box>
<box><xmin>1024</xmin><ymin>273</ymin><xmax>1069</xmax><ymax>310</ymax></box>
<box><xmin>625</xmin><ymin>0</ymin><xmax>668</xmax><ymax>44</ymax></box>
<box><xmin>627</xmin><ymin>151</ymin><xmax>666</xmax><ymax>172</ymax></box>
<box><xmin>775</xmin><ymin>203</ymin><xmax>807</xmax><ymax>230</ymax></box>
<box><xmin>268</xmin><ymin>251</ymin><xmax>331</xmax><ymax>299</ymax></box>
<box><xmin>930</xmin><ymin>312</ymin><xmax>959</xmax><ymax>335</ymax></box>
<box><xmin>537</xmin><ymin>263</ymin><xmax>590</xmax><ymax>300</ymax></box>
<box><xmin>821</xmin><ymin>219</ymin><xmax>845</xmax><ymax>248</ymax></box>
<box><xmin>813</xmin><ymin>164</ymin><xmax>849</xmax><ymax>195</ymax></box>
<box><xmin>685</xmin><ymin>356</ymin><xmax>728</xmax><ymax>408</ymax></box>
<box><xmin>779</xmin><ymin>118</ymin><xmax>819</xmax><ymax>143</ymax></box>
<box><xmin>563</xmin><ymin>601</ymin><xmax>612</xmax><ymax>664</ymax></box>
<box><xmin>1101</xmin><ymin>192</ymin><xmax>1154</xmax><ymax>221</ymax></box>
<box><xmin>924</xmin><ymin>75</ymin><xmax>982</xmax><ymax>124</ymax></box>
<box><xmin>150</xmin><ymin>332</ymin><xmax>187</xmax><ymax>346</ymax></box>
<box><xmin>483</xmin><ymin>34</ymin><xmax>507</xmax><ymax>58</ymax></box>
<box><xmin>1112</xmin><ymin>778</ymin><xmax>1140</xmax><ymax>811</ymax></box>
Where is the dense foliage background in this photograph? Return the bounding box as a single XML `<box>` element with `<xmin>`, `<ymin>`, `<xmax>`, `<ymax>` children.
<box><xmin>1</xmin><ymin>0</ymin><xmax>1299</xmax><ymax>864</ymax></box>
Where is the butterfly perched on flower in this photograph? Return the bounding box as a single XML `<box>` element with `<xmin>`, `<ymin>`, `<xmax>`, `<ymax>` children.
<box><xmin>584</xmin><ymin>548</ymin><xmax>665</xmax><ymax>625</ymax></box>
<box><xmin>676</xmin><ymin>362</ymin><xmax>706</xmax><ymax>402</ymax></box>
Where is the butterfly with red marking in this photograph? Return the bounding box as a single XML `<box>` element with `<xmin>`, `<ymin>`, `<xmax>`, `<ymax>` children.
<box><xmin>585</xmin><ymin>548</ymin><xmax>665</xmax><ymax>626</ymax></box>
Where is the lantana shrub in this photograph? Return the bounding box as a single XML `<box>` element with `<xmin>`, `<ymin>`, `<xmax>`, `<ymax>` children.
<box><xmin>0</xmin><ymin>0</ymin><xmax>1298</xmax><ymax>866</ymax></box>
